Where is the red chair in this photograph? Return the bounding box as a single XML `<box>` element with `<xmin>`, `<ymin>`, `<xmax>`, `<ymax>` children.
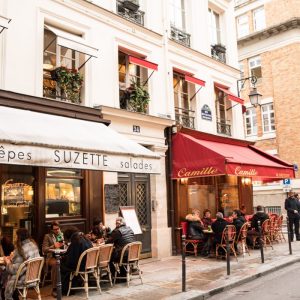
<box><xmin>180</xmin><ymin>221</ymin><xmax>201</xmax><ymax>256</ymax></box>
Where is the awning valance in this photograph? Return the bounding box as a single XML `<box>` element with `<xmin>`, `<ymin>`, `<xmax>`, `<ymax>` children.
<box><xmin>128</xmin><ymin>55</ymin><xmax>158</xmax><ymax>71</ymax></box>
<box><xmin>172</xmin><ymin>130</ymin><xmax>295</xmax><ymax>180</ymax></box>
<box><xmin>0</xmin><ymin>106</ymin><xmax>160</xmax><ymax>174</ymax></box>
<box><xmin>0</xmin><ymin>15</ymin><xmax>11</xmax><ymax>33</ymax></box>
<box><xmin>216</xmin><ymin>84</ymin><xmax>244</xmax><ymax>104</ymax></box>
<box><xmin>184</xmin><ymin>75</ymin><xmax>206</xmax><ymax>87</ymax></box>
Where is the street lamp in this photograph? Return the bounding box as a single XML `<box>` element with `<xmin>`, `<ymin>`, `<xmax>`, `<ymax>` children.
<box><xmin>237</xmin><ymin>76</ymin><xmax>262</xmax><ymax>107</ymax></box>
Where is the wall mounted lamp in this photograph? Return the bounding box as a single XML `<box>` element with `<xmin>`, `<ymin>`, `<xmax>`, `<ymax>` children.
<box><xmin>237</xmin><ymin>76</ymin><xmax>262</xmax><ymax>107</ymax></box>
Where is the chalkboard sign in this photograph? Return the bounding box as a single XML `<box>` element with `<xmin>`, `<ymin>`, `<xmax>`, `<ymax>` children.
<box><xmin>120</xmin><ymin>206</ymin><xmax>142</xmax><ymax>235</ymax></box>
<box><xmin>104</xmin><ymin>184</ymin><xmax>120</xmax><ymax>214</ymax></box>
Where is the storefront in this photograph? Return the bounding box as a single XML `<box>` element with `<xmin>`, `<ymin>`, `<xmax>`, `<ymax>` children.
<box><xmin>0</xmin><ymin>98</ymin><xmax>160</xmax><ymax>245</ymax></box>
<box><xmin>168</xmin><ymin>127</ymin><xmax>295</xmax><ymax>252</ymax></box>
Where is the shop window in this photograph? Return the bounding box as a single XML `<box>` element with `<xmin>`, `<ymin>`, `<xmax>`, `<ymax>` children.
<box><xmin>261</xmin><ymin>103</ymin><xmax>275</xmax><ymax>133</ymax></box>
<box><xmin>45</xmin><ymin>168</ymin><xmax>82</xmax><ymax>218</ymax></box>
<box><xmin>215</xmin><ymin>89</ymin><xmax>231</xmax><ymax>136</ymax></box>
<box><xmin>249</xmin><ymin>56</ymin><xmax>262</xmax><ymax>85</ymax></box>
<box><xmin>253</xmin><ymin>6</ymin><xmax>266</xmax><ymax>32</ymax></box>
<box><xmin>236</xmin><ymin>14</ymin><xmax>249</xmax><ymax>38</ymax></box>
<box><xmin>245</xmin><ymin>107</ymin><xmax>257</xmax><ymax>136</ymax></box>
<box><xmin>173</xmin><ymin>73</ymin><xmax>195</xmax><ymax>129</ymax></box>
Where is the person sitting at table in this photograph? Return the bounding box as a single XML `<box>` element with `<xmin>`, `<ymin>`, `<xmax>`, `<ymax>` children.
<box><xmin>202</xmin><ymin>209</ymin><xmax>213</xmax><ymax>229</ymax></box>
<box><xmin>42</xmin><ymin>221</ymin><xmax>64</xmax><ymax>297</ymax></box>
<box><xmin>0</xmin><ymin>236</ymin><xmax>14</xmax><ymax>257</ymax></box>
<box><xmin>211</xmin><ymin>212</ymin><xmax>229</xmax><ymax>253</ymax></box>
<box><xmin>87</xmin><ymin>217</ymin><xmax>111</xmax><ymax>242</ymax></box>
<box><xmin>4</xmin><ymin>228</ymin><xmax>40</xmax><ymax>300</ymax></box>
<box><xmin>185</xmin><ymin>208</ymin><xmax>205</xmax><ymax>240</ymax></box>
<box><xmin>240</xmin><ymin>205</ymin><xmax>247</xmax><ymax>217</ymax></box>
<box><xmin>60</xmin><ymin>227</ymin><xmax>92</xmax><ymax>295</ymax></box>
<box><xmin>232</xmin><ymin>209</ymin><xmax>246</xmax><ymax>252</ymax></box>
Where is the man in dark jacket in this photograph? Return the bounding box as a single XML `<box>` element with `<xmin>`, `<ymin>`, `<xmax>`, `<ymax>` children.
<box><xmin>251</xmin><ymin>205</ymin><xmax>269</xmax><ymax>231</ymax></box>
<box><xmin>232</xmin><ymin>209</ymin><xmax>246</xmax><ymax>238</ymax></box>
<box><xmin>212</xmin><ymin>212</ymin><xmax>229</xmax><ymax>245</ymax></box>
<box><xmin>285</xmin><ymin>192</ymin><xmax>300</xmax><ymax>241</ymax></box>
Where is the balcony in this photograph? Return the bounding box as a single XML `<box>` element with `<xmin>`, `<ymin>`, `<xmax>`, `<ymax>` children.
<box><xmin>116</xmin><ymin>0</ymin><xmax>145</xmax><ymax>26</ymax></box>
<box><xmin>211</xmin><ymin>44</ymin><xmax>226</xmax><ymax>64</ymax></box>
<box><xmin>175</xmin><ymin>107</ymin><xmax>195</xmax><ymax>129</ymax></box>
<box><xmin>217</xmin><ymin>121</ymin><xmax>231</xmax><ymax>136</ymax></box>
<box><xmin>170</xmin><ymin>26</ymin><xmax>191</xmax><ymax>47</ymax></box>
<box><xmin>119</xmin><ymin>88</ymin><xmax>149</xmax><ymax>114</ymax></box>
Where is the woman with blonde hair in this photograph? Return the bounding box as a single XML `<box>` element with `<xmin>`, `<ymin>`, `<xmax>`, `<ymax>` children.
<box><xmin>185</xmin><ymin>208</ymin><xmax>204</xmax><ymax>240</ymax></box>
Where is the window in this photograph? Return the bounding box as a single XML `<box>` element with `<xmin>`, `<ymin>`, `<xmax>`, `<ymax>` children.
<box><xmin>170</xmin><ymin>0</ymin><xmax>186</xmax><ymax>30</ymax></box>
<box><xmin>261</xmin><ymin>104</ymin><xmax>275</xmax><ymax>133</ymax></box>
<box><xmin>45</xmin><ymin>168</ymin><xmax>82</xmax><ymax>218</ymax></box>
<box><xmin>208</xmin><ymin>8</ymin><xmax>221</xmax><ymax>45</ymax></box>
<box><xmin>249</xmin><ymin>56</ymin><xmax>262</xmax><ymax>84</ymax></box>
<box><xmin>237</xmin><ymin>14</ymin><xmax>249</xmax><ymax>38</ymax></box>
<box><xmin>43</xmin><ymin>27</ymin><xmax>85</xmax><ymax>104</ymax></box>
<box><xmin>245</xmin><ymin>107</ymin><xmax>257</xmax><ymax>136</ymax></box>
<box><xmin>253</xmin><ymin>7</ymin><xmax>266</xmax><ymax>31</ymax></box>
<box><xmin>215</xmin><ymin>88</ymin><xmax>231</xmax><ymax>136</ymax></box>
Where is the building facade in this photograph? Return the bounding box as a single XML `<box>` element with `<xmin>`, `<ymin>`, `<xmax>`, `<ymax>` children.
<box><xmin>235</xmin><ymin>0</ymin><xmax>300</xmax><ymax>214</ymax></box>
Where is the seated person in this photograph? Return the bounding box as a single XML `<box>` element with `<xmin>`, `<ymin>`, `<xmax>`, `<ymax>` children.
<box><xmin>4</xmin><ymin>228</ymin><xmax>40</xmax><ymax>300</ymax></box>
<box><xmin>87</xmin><ymin>217</ymin><xmax>111</xmax><ymax>242</ymax></box>
<box><xmin>0</xmin><ymin>236</ymin><xmax>14</xmax><ymax>257</ymax></box>
<box><xmin>60</xmin><ymin>227</ymin><xmax>93</xmax><ymax>295</ymax></box>
<box><xmin>240</xmin><ymin>205</ymin><xmax>247</xmax><ymax>217</ymax></box>
<box><xmin>211</xmin><ymin>212</ymin><xmax>229</xmax><ymax>250</ymax></box>
<box><xmin>185</xmin><ymin>208</ymin><xmax>204</xmax><ymax>240</ymax></box>
<box><xmin>42</xmin><ymin>221</ymin><xmax>64</xmax><ymax>297</ymax></box>
<box><xmin>202</xmin><ymin>209</ymin><xmax>213</xmax><ymax>229</ymax></box>
<box><xmin>232</xmin><ymin>209</ymin><xmax>246</xmax><ymax>238</ymax></box>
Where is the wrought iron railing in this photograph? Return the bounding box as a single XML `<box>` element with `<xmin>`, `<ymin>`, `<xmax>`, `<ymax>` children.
<box><xmin>175</xmin><ymin>107</ymin><xmax>195</xmax><ymax>129</ymax></box>
<box><xmin>119</xmin><ymin>88</ymin><xmax>149</xmax><ymax>114</ymax></box>
<box><xmin>211</xmin><ymin>44</ymin><xmax>226</xmax><ymax>63</ymax></box>
<box><xmin>170</xmin><ymin>26</ymin><xmax>191</xmax><ymax>47</ymax></box>
<box><xmin>217</xmin><ymin>120</ymin><xmax>231</xmax><ymax>136</ymax></box>
<box><xmin>116</xmin><ymin>0</ymin><xmax>145</xmax><ymax>26</ymax></box>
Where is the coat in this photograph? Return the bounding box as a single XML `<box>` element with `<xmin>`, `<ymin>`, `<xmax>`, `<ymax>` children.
<box><xmin>233</xmin><ymin>216</ymin><xmax>246</xmax><ymax>238</ymax></box>
<box><xmin>212</xmin><ymin>218</ymin><xmax>229</xmax><ymax>244</ymax></box>
<box><xmin>185</xmin><ymin>214</ymin><xmax>204</xmax><ymax>240</ymax></box>
<box><xmin>285</xmin><ymin>196</ymin><xmax>300</xmax><ymax>218</ymax></box>
<box><xmin>251</xmin><ymin>211</ymin><xmax>269</xmax><ymax>231</ymax></box>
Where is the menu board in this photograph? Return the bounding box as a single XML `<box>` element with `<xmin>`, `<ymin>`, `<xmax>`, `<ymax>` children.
<box><xmin>104</xmin><ymin>184</ymin><xmax>120</xmax><ymax>214</ymax></box>
<box><xmin>120</xmin><ymin>206</ymin><xmax>142</xmax><ymax>235</ymax></box>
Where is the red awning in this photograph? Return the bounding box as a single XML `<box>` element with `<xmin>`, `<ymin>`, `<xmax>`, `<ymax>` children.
<box><xmin>184</xmin><ymin>74</ymin><xmax>206</xmax><ymax>87</ymax></box>
<box><xmin>216</xmin><ymin>86</ymin><xmax>244</xmax><ymax>104</ymax></box>
<box><xmin>128</xmin><ymin>55</ymin><xmax>158</xmax><ymax>71</ymax></box>
<box><xmin>172</xmin><ymin>131</ymin><xmax>295</xmax><ymax>180</ymax></box>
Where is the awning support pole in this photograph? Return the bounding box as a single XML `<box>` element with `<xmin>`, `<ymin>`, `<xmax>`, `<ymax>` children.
<box><xmin>44</xmin><ymin>37</ymin><xmax>57</xmax><ymax>52</ymax></box>
<box><xmin>226</xmin><ymin>103</ymin><xmax>239</xmax><ymax>111</ymax></box>
<box><xmin>190</xmin><ymin>86</ymin><xmax>203</xmax><ymax>101</ymax></box>
<box><xmin>142</xmin><ymin>70</ymin><xmax>155</xmax><ymax>87</ymax></box>
<box><xmin>79</xmin><ymin>55</ymin><xmax>92</xmax><ymax>70</ymax></box>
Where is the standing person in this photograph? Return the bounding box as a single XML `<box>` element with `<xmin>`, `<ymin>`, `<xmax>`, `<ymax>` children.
<box><xmin>4</xmin><ymin>228</ymin><xmax>40</xmax><ymax>300</ymax></box>
<box><xmin>42</xmin><ymin>221</ymin><xmax>64</xmax><ymax>297</ymax></box>
<box><xmin>285</xmin><ymin>192</ymin><xmax>300</xmax><ymax>241</ymax></box>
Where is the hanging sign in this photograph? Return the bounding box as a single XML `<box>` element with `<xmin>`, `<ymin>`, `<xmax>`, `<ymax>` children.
<box><xmin>201</xmin><ymin>105</ymin><xmax>212</xmax><ymax>121</ymax></box>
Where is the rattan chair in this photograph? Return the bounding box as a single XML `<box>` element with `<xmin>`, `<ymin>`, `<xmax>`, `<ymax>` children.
<box><xmin>67</xmin><ymin>247</ymin><xmax>101</xmax><ymax>298</ymax></box>
<box><xmin>216</xmin><ymin>225</ymin><xmax>238</xmax><ymax>262</ymax></box>
<box><xmin>113</xmin><ymin>241</ymin><xmax>143</xmax><ymax>288</ymax></box>
<box><xmin>274</xmin><ymin>215</ymin><xmax>286</xmax><ymax>242</ymax></box>
<box><xmin>261</xmin><ymin>219</ymin><xmax>274</xmax><ymax>249</ymax></box>
<box><xmin>98</xmin><ymin>243</ymin><xmax>114</xmax><ymax>287</ymax></box>
<box><xmin>13</xmin><ymin>257</ymin><xmax>44</xmax><ymax>300</ymax></box>
<box><xmin>181</xmin><ymin>221</ymin><xmax>203</xmax><ymax>256</ymax></box>
<box><xmin>236</xmin><ymin>222</ymin><xmax>250</xmax><ymax>257</ymax></box>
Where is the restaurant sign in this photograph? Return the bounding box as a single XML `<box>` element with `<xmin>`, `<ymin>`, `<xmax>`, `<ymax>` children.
<box><xmin>0</xmin><ymin>143</ymin><xmax>161</xmax><ymax>174</ymax></box>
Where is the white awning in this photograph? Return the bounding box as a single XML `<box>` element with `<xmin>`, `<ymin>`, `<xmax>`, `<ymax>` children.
<box><xmin>45</xmin><ymin>25</ymin><xmax>98</xmax><ymax>58</ymax></box>
<box><xmin>0</xmin><ymin>106</ymin><xmax>160</xmax><ymax>174</ymax></box>
<box><xmin>0</xmin><ymin>15</ymin><xmax>11</xmax><ymax>31</ymax></box>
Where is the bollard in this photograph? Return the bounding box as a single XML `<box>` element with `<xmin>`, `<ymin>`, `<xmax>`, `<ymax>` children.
<box><xmin>287</xmin><ymin>216</ymin><xmax>292</xmax><ymax>255</ymax></box>
<box><xmin>258</xmin><ymin>220</ymin><xmax>264</xmax><ymax>263</ymax></box>
<box><xmin>55</xmin><ymin>251</ymin><xmax>63</xmax><ymax>300</ymax></box>
<box><xmin>181</xmin><ymin>231</ymin><xmax>186</xmax><ymax>292</ymax></box>
<box><xmin>226</xmin><ymin>225</ymin><xmax>230</xmax><ymax>276</ymax></box>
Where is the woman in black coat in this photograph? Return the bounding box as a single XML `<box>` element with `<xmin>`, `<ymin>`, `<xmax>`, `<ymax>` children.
<box><xmin>185</xmin><ymin>209</ymin><xmax>204</xmax><ymax>240</ymax></box>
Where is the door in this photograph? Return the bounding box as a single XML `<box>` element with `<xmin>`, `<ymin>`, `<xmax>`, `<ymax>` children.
<box><xmin>118</xmin><ymin>173</ymin><xmax>151</xmax><ymax>255</ymax></box>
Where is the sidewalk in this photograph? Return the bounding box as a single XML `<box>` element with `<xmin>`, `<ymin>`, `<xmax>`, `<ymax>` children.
<box><xmin>30</xmin><ymin>238</ymin><xmax>300</xmax><ymax>300</ymax></box>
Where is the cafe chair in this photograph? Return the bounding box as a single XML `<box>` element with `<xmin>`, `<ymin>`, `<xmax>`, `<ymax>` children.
<box><xmin>97</xmin><ymin>243</ymin><xmax>114</xmax><ymax>287</ymax></box>
<box><xmin>261</xmin><ymin>219</ymin><xmax>274</xmax><ymax>249</ymax></box>
<box><xmin>113</xmin><ymin>241</ymin><xmax>143</xmax><ymax>288</ymax></box>
<box><xmin>216</xmin><ymin>225</ymin><xmax>238</xmax><ymax>262</ymax></box>
<box><xmin>13</xmin><ymin>256</ymin><xmax>44</xmax><ymax>300</ymax></box>
<box><xmin>180</xmin><ymin>221</ymin><xmax>202</xmax><ymax>256</ymax></box>
<box><xmin>236</xmin><ymin>222</ymin><xmax>250</xmax><ymax>257</ymax></box>
<box><xmin>67</xmin><ymin>247</ymin><xmax>101</xmax><ymax>299</ymax></box>
<box><xmin>276</xmin><ymin>215</ymin><xmax>286</xmax><ymax>242</ymax></box>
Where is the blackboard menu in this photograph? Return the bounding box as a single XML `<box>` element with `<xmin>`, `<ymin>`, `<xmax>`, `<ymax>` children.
<box><xmin>104</xmin><ymin>184</ymin><xmax>120</xmax><ymax>214</ymax></box>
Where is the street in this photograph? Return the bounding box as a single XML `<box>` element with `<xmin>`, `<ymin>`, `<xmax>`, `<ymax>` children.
<box><xmin>209</xmin><ymin>262</ymin><xmax>300</xmax><ymax>300</ymax></box>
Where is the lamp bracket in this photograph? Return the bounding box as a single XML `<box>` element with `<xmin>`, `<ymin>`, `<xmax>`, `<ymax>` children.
<box><xmin>237</xmin><ymin>76</ymin><xmax>257</xmax><ymax>97</ymax></box>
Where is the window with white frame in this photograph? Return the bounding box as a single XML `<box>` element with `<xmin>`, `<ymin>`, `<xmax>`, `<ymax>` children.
<box><xmin>245</xmin><ymin>107</ymin><xmax>257</xmax><ymax>136</ymax></box>
<box><xmin>249</xmin><ymin>56</ymin><xmax>262</xmax><ymax>84</ymax></box>
<box><xmin>208</xmin><ymin>8</ymin><xmax>221</xmax><ymax>45</ymax></box>
<box><xmin>261</xmin><ymin>103</ymin><xmax>275</xmax><ymax>133</ymax></box>
<box><xmin>169</xmin><ymin>0</ymin><xmax>186</xmax><ymax>30</ymax></box>
<box><xmin>253</xmin><ymin>6</ymin><xmax>266</xmax><ymax>31</ymax></box>
<box><xmin>237</xmin><ymin>14</ymin><xmax>249</xmax><ymax>38</ymax></box>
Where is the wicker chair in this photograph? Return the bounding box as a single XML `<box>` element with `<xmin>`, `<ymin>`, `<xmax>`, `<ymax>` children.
<box><xmin>98</xmin><ymin>243</ymin><xmax>114</xmax><ymax>287</ymax></box>
<box><xmin>216</xmin><ymin>225</ymin><xmax>238</xmax><ymax>261</ymax></box>
<box><xmin>236</xmin><ymin>222</ymin><xmax>250</xmax><ymax>257</ymax></box>
<box><xmin>274</xmin><ymin>215</ymin><xmax>286</xmax><ymax>242</ymax></box>
<box><xmin>113</xmin><ymin>241</ymin><xmax>143</xmax><ymax>288</ymax></box>
<box><xmin>180</xmin><ymin>221</ymin><xmax>202</xmax><ymax>256</ymax></box>
<box><xmin>67</xmin><ymin>247</ymin><xmax>101</xmax><ymax>298</ymax></box>
<box><xmin>13</xmin><ymin>257</ymin><xmax>44</xmax><ymax>300</ymax></box>
<box><xmin>261</xmin><ymin>219</ymin><xmax>274</xmax><ymax>249</ymax></box>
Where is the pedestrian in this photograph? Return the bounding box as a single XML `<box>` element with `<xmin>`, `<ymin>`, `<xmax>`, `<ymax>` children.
<box><xmin>285</xmin><ymin>192</ymin><xmax>300</xmax><ymax>241</ymax></box>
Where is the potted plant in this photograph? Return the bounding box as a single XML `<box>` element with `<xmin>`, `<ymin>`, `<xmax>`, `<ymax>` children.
<box><xmin>126</xmin><ymin>79</ymin><xmax>150</xmax><ymax>113</ymax></box>
<box><xmin>123</xmin><ymin>0</ymin><xmax>140</xmax><ymax>12</ymax></box>
<box><xmin>51</xmin><ymin>66</ymin><xmax>83</xmax><ymax>104</ymax></box>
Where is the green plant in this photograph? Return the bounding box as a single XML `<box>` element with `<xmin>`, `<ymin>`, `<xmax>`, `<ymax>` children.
<box><xmin>128</xmin><ymin>79</ymin><xmax>150</xmax><ymax>113</ymax></box>
<box><xmin>51</xmin><ymin>66</ymin><xmax>83</xmax><ymax>103</ymax></box>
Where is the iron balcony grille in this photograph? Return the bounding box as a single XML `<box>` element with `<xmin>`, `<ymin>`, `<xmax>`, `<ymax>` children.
<box><xmin>211</xmin><ymin>44</ymin><xmax>226</xmax><ymax>64</ymax></box>
<box><xmin>170</xmin><ymin>26</ymin><xmax>191</xmax><ymax>47</ymax></box>
<box><xmin>217</xmin><ymin>121</ymin><xmax>231</xmax><ymax>136</ymax></box>
<box><xmin>175</xmin><ymin>107</ymin><xmax>195</xmax><ymax>129</ymax></box>
<box><xmin>116</xmin><ymin>0</ymin><xmax>145</xmax><ymax>26</ymax></box>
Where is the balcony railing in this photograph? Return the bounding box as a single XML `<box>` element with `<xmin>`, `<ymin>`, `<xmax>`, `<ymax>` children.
<box><xmin>217</xmin><ymin>121</ymin><xmax>231</xmax><ymax>136</ymax></box>
<box><xmin>170</xmin><ymin>26</ymin><xmax>191</xmax><ymax>47</ymax></box>
<box><xmin>175</xmin><ymin>107</ymin><xmax>195</xmax><ymax>129</ymax></box>
<box><xmin>211</xmin><ymin>44</ymin><xmax>226</xmax><ymax>64</ymax></box>
<box><xmin>119</xmin><ymin>89</ymin><xmax>149</xmax><ymax>114</ymax></box>
<box><xmin>116</xmin><ymin>0</ymin><xmax>145</xmax><ymax>26</ymax></box>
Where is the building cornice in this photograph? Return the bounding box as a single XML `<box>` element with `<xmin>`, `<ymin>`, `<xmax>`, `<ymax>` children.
<box><xmin>238</xmin><ymin>17</ymin><xmax>300</xmax><ymax>46</ymax></box>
